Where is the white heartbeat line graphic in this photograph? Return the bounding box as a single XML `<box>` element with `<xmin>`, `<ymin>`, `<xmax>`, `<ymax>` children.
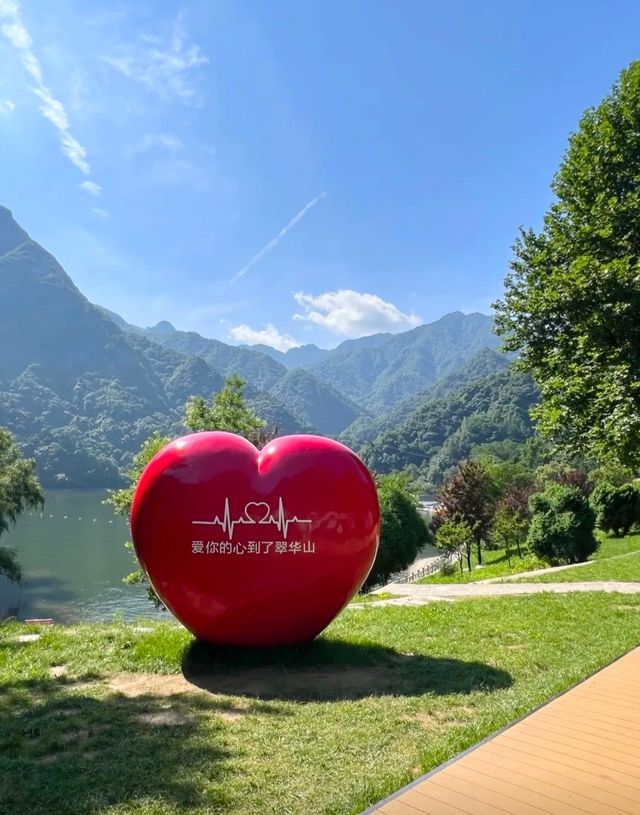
<box><xmin>192</xmin><ymin>498</ymin><xmax>312</xmax><ymax>539</ymax></box>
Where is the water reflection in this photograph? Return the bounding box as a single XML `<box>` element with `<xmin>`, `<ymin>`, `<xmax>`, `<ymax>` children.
<box><xmin>1</xmin><ymin>490</ymin><xmax>165</xmax><ymax>623</ymax></box>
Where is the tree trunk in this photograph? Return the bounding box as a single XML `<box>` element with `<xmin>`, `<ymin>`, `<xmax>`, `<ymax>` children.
<box><xmin>476</xmin><ymin>539</ymin><xmax>482</xmax><ymax>565</ymax></box>
<box><xmin>466</xmin><ymin>544</ymin><xmax>472</xmax><ymax>573</ymax></box>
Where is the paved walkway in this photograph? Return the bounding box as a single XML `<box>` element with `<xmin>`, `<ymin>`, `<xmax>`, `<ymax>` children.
<box><xmin>362</xmin><ymin>645</ymin><xmax>640</xmax><ymax>814</ymax></box>
<box><xmin>391</xmin><ymin>545</ymin><xmax>443</xmax><ymax>582</ymax></box>
<box><xmin>361</xmin><ymin>580</ymin><xmax>640</xmax><ymax>607</ymax></box>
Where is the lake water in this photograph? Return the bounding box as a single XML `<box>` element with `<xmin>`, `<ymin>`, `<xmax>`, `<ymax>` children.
<box><xmin>0</xmin><ymin>490</ymin><xmax>165</xmax><ymax>623</ymax></box>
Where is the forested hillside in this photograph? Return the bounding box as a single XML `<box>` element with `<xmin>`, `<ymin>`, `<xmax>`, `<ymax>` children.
<box><xmin>0</xmin><ymin>208</ymin><xmax>308</xmax><ymax>486</ymax></box>
<box><xmin>340</xmin><ymin>347</ymin><xmax>512</xmax><ymax>449</ymax></box>
<box><xmin>361</xmin><ymin>365</ymin><xmax>539</xmax><ymax>487</ymax></box>
<box><xmin>307</xmin><ymin>311</ymin><xmax>501</xmax><ymax>413</ymax></box>
<box><xmin>143</xmin><ymin>322</ymin><xmax>363</xmax><ymax>435</ymax></box>
<box><xmin>0</xmin><ymin>205</ymin><xmax>519</xmax><ymax>488</ymax></box>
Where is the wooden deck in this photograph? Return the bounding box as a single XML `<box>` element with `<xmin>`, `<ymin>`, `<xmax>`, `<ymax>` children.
<box><xmin>364</xmin><ymin>646</ymin><xmax>640</xmax><ymax>815</ymax></box>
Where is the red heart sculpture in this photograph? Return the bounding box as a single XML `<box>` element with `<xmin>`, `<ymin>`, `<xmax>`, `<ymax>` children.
<box><xmin>130</xmin><ymin>432</ymin><xmax>380</xmax><ymax>646</ymax></box>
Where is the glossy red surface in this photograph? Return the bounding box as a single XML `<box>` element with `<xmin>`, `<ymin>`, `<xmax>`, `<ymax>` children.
<box><xmin>130</xmin><ymin>432</ymin><xmax>380</xmax><ymax>646</ymax></box>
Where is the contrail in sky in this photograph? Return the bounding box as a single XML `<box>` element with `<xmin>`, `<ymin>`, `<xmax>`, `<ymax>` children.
<box><xmin>228</xmin><ymin>191</ymin><xmax>327</xmax><ymax>286</ymax></box>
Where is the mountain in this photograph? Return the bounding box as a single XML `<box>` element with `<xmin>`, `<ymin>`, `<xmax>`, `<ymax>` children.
<box><xmin>361</xmin><ymin>365</ymin><xmax>539</xmax><ymax>486</ymax></box>
<box><xmin>0</xmin><ymin>208</ymin><xmax>309</xmax><ymax>486</ymax></box>
<box><xmin>307</xmin><ymin>311</ymin><xmax>500</xmax><ymax>414</ymax></box>
<box><xmin>145</xmin><ymin>324</ymin><xmax>286</xmax><ymax>391</ymax></box>
<box><xmin>0</xmin><ymin>206</ymin><xmax>513</xmax><ymax>488</ymax></box>
<box><xmin>246</xmin><ymin>343</ymin><xmax>331</xmax><ymax>368</ymax></box>
<box><xmin>340</xmin><ymin>347</ymin><xmax>512</xmax><ymax>450</ymax></box>
<box><xmin>269</xmin><ymin>368</ymin><xmax>362</xmax><ymax>435</ymax></box>
<box><xmin>142</xmin><ymin>323</ymin><xmax>364</xmax><ymax>434</ymax></box>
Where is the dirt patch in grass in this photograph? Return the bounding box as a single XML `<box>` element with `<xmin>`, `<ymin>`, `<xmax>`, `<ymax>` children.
<box><xmin>108</xmin><ymin>673</ymin><xmax>202</xmax><ymax>697</ymax></box>
<box><xmin>108</xmin><ymin>666</ymin><xmax>410</xmax><ymax>702</ymax></box>
<box><xmin>137</xmin><ymin>710</ymin><xmax>191</xmax><ymax>726</ymax></box>
<box><xmin>186</xmin><ymin>665</ymin><xmax>418</xmax><ymax>700</ymax></box>
<box><xmin>49</xmin><ymin>665</ymin><xmax>68</xmax><ymax>678</ymax></box>
<box><xmin>413</xmin><ymin>711</ymin><xmax>439</xmax><ymax>730</ymax></box>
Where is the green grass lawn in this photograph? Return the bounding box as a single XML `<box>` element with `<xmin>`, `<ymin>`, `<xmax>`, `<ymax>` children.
<box><xmin>3</xmin><ymin>593</ymin><xmax>640</xmax><ymax>815</ymax></box>
<box><xmin>594</xmin><ymin>531</ymin><xmax>640</xmax><ymax>559</ymax></box>
<box><xmin>521</xmin><ymin>550</ymin><xmax>640</xmax><ymax>583</ymax></box>
<box><xmin>418</xmin><ymin>531</ymin><xmax>640</xmax><ymax>585</ymax></box>
<box><xmin>417</xmin><ymin>547</ymin><xmax>546</xmax><ymax>584</ymax></box>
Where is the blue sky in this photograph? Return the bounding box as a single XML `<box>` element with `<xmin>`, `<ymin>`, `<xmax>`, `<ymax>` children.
<box><xmin>1</xmin><ymin>1</ymin><xmax>639</xmax><ymax>351</ymax></box>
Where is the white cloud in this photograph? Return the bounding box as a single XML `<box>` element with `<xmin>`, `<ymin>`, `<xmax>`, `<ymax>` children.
<box><xmin>293</xmin><ymin>289</ymin><xmax>422</xmax><ymax>337</ymax></box>
<box><xmin>228</xmin><ymin>192</ymin><xmax>326</xmax><ymax>287</ymax></box>
<box><xmin>104</xmin><ymin>11</ymin><xmax>208</xmax><ymax>102</ymax></box>
<box><xmin>229</xmin><ymin>323</ymin><xmax>301</xmax><ymax>352</ymax></box>
<box><xmin>80</xmin><ymin>180</ymin><xmax>102</xmax><ymax>196</ymax></box>
<box><xmin>0</xmin><ymin>98</ymin><xmax>14</xmax><ymax>114</ymax></box>
<box><xmin>0</xmin><ymin>1</ymin><xmax>92</xmax><ymax>176</ymax></box>
<box><xmin>126</xmin><ymin>132</ymin><xmax>183</xmax><ymax>157</ymax></box>
<box><xmin>91</xmin><ymin>207</ymin><xmax>109</xmax><ymax>219</ymax></box>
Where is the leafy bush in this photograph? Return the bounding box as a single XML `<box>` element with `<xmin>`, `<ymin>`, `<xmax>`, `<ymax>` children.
<box><xmin>439</xmin><ymin>557</ymin><xmax>459</xmax><ymax>577</ymax></box>
<box><xmin>527</xmin><ymin>483</ymin><xmax>598</xmax><ymax>564</ymax></box>
<box><xmin>590</xmin><ymin>482</ymin><xmax>640</xmax><ymax>537</ymax></box>
<box><xmin>363</xmin><ymin>474</ymin><xmax>429</xmax><ymax>589</ymax></box>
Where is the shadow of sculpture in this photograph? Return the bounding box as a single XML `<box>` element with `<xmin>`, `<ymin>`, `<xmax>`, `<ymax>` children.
<box><xmin>182</xmin><ymin>637</ymin><xmax>513</xmax><ymax>702</ymax></box>
<box><xmin>0</xmin><ymin>677</ymin><xmax>232</xmax><ymax>815</ymax></box>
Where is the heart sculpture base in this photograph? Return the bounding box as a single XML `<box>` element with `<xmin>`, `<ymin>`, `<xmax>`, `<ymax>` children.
<box><xmin>130</xmin><ymin>432</ymin><xmax>380</xmax><ymax>646</ymax></box>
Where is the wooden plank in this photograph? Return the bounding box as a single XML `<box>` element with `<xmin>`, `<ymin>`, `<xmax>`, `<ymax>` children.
<box><xmin>463</xmin><ymin>749</ymin><xmax>636</xmax><ymax>814</ymax></box>
<box><xmin>499</xmin><ymin>731</ymin><xmax>640</xmax><ymax>785</ymax></box>
<box><xmin>364</xmin><ymin>646</ymin><xmax>640</xmax><ymax>815</ymax></box>
<box><xmin>482</xmin><ymin>736</ymin><xmax>640</xmax><ymax>796</ymax></box>
<box><xmin>481</xmin><ymin>742</ymin><xmax>640</xmax><ymax>809</ymax></box>
<box><xmin>440</xmin><ymin>759</ymin><xmax>588</xmax><ymax>815</ymax></box>
<box><xmin>521</xmin><ymin>718</ymin><xmax>640</xmax><ymax>759</ymax></box>
<box><xmin>402</xmin><ymin>787</ymin><xmax>497</xmax><ymax>815</ymax></box>
<box><xmin>512</xmin><ymin>720</ymin><xmax>640</xmax><ymax>763</ymax></box>
<box><xmin>411</xmin><ymin>776</ymin><xmax>531</xmax><ymax>815</ymax></box>
<box><xmin>537</xmin><ymin>711</ymin><xmax>640</xmax><ymax>748</ymax></box>
<box><xmin>377</xmin><ymin>799</ymin><xmax>454</xmax><ymax>815</ymax></box>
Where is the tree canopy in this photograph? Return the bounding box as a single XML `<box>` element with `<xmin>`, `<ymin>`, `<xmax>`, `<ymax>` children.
<box><xmin>363</xmin><ymin>474</ymin><xmax>429</xmax><ymax>589</ymax></box>
<box><xmin>0</xmin><ymin>427</ymin><xmax>44</xmax><ymax>581</ymax></box>
<box><xmin>184</xmin><ymin>375</ymin><xmax>270</xmax><ymax>445</ymax></box>
<box><xmin>494</xmin><ymin>60</ymin><xmax>640</xmax><ymax>467</ymax></box>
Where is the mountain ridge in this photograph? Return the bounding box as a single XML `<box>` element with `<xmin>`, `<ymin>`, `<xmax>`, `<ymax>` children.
<box><xmin>0</xmin><ymin>205</ymin><xmax>510</xmax><ymax>487</ymax></box>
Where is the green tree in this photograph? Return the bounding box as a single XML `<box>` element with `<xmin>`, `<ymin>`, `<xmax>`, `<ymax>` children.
<box><xmin>0</xmin><ymin>428</ymin><xmax>44</xmax><ymax>582</ymax></box>
<box><xmin>535</xmin><ymin>465</ymin><xmax>593</xmax><ymax>498</ymax></box>
<box><xmin>477</xmin><ymin>457</ymin><xmax>535</xmax><ymax>505</ymax></box>
<box><xmin>590</xmin><ymin>463</ymin><xmax>636</xmax><ymax>487</ymax></box>
<box><xmin>184</xmin><ymin>374</ymin><xmax>269</xmax><ymax>444</ymax></box>
<box><xmin>590</xmin><ymin>481</ymin><xmax>640</xmax><ymax>537</ymax></box>
<box><xmin>494</xmin><ymin>61</ymin><xmax>640</xmax><ymax>467</ymax></box>
<box><xmin>437</xmin><ymin>459</ymin><xmax>494</xmax><ymax>566</ymax></box>
<box><xmin>108</xmin><ymin>376</ymin><xmax>271</xmax><ymax>604</ymax></box>
<box><xmin>363</xmin><ymin>474</ymin><xmax>429</xmax><ymax>589</ymax></box>
<box><xmin>527</xmin><ymin>483</ymin><xmax>598</xmax><ymax>564</ymax></box>
<box><xmin>436</xmin><ymin>518</ymin><xmax>474</xmax><ymax>574</ymax></box>
<box><xmin>490</xmin><ymin>505</ymin><xmax>529</xmax><ymax>566</ymax></box>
